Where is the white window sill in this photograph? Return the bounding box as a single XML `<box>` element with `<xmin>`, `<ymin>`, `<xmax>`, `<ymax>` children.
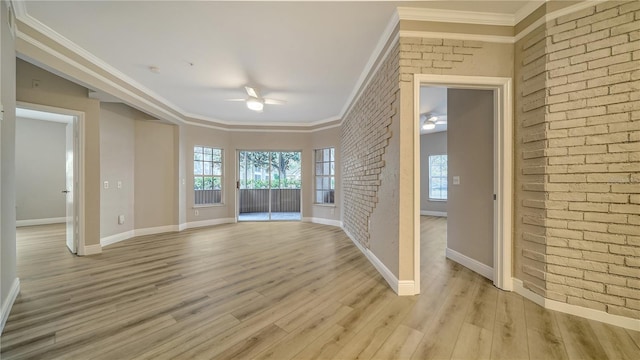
<box><xmin>313</xmin><ymin>203</ymin><xmax>336</xmax><ymax>208</ymax></box>
<box><xmin>193</xmin><ymin>204</ymin><xmax>225</xmax><ymax>209</ymax></box>
<box><xmin>428</xmin><ymin>198</ymin><xmax>447</xmax><ymax>202</ymax></box>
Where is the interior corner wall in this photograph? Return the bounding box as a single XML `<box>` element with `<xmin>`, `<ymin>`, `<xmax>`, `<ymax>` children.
<box><xmin>15</xmin><ymin>117</ymin><xmax>66</xmax><ymax>222</ymax></box>
<box><xmin>515</xmin><ymin>1</ymin><xmax>640</xmax><ymax>320</ymax></box>
<box><xmin>99</xmin><ymin>103</ymin><xmax>136</xmax><ymax>238</ymax></box>
<box><xmin>16</xmin><ymin>59</ymin><xmax>101</xmax><ymax>247</ymax></box>
<box><xmin>134</xmin><ymin>121</ymin><xmax>177</xmax><ymax>230</ymax></box>
<box><xmin>420</xmin><ymin>131</ymin><xmax>447</xmax><ymax>213</ymax></box>
<box><xmin>341</xmin><ymin>41</ymin><xmax>400</xmax><ymax>277</ymax></box>
<box><xmin>1</xmin><ymin>0</ymin><xmax>18</xmax><ymax>333</ymax></box>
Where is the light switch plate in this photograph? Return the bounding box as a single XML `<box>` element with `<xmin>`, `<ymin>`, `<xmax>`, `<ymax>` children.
<box><xmin>117</xmin><ymin>181</ymin><xmax>122</xmax><ymax>189</ymax></box>
<box><xmin>103</xmin><ymin>181</ymin><xmax>109</xmax><ymax>189</ymax></box>
<box><xmin>453</xmin><ymin>176</ymin><xmax>460</xmax><ymax>185</ymax></box>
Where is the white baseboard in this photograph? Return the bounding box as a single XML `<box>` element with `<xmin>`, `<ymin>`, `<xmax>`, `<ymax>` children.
<box><xmin>100</xmin><ymin>230</ymin><xmax>135</xmax><ymax>247</ymax></box>
<box><xmin>302</xmin><ymin>217</ymin><xmax>343</xmax><ymax>228</ymax></box>
<box><xmin>420</xmin><ymin>210</ymin><xmax>447</xmax><ymax>217</ymax></box>
<box><xmin>16</xmin><ymin>217</ymin><xmax>66</xmax><ymax>227</ymax></box>
<box><xmin>0</xmin><ymin>278</ymin><xmax>20</xmax><ymax>335</ymax></box>
<box><xmin>80</xmin><ymin>244</ymin><xmax>102</xmax><ymax>256</ymax></box>
<box><xmin>184</xmin><ymin>218</ymin><xmax>235</xmax><ymax>230</ymax></box>
<box><xmin>101</xmin><ymin>219</ymin><xmax>237</xmax><ymax>248</ymax></box>
<box><xmin>134</xmin><ymin>225</ymin><xmax>179</xmax><ymax>237</ymax></box>
<box><xmin>512</xmin><ymin>278</ymin><xmax>640</xmax><ymax>331</ymax></box>
<box><xmin>342</xmin><ymin>226</ymin><xmax>416</xmax><ymax>296</ymax></box>
<box><xmin>446</xmin><ymin>248</ymin><xmax>494</xmax><ymax>281</ymax></box>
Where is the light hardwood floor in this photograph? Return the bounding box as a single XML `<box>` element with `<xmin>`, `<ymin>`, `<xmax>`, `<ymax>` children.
<box><xmin>1</xmin><ymin>217</ymin><xmax>638</xmax><ymax>359</ymax></box>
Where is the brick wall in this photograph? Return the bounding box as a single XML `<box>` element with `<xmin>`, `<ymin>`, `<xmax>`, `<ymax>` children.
<box><xmin>341</xmin><ymin>43</ymin><xmax>399</xmax><ymax>249</ymax></box>
<box><xmin>517</xmin><ymin>0</ymin><xmax>640</xmax><ymax>318</ymax></box>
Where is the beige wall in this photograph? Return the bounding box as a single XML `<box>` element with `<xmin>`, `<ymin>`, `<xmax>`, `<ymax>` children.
<box><xmin>100</xmin><ymin>103</ymin><xmax>136</xmax><ymax>238</ymax></box>
<box><xmin>134</xmin><ymin>121</ymin><xmax>178</xmax><ymax>230</ymax></box>
<box><xmin>420</xmin><ymin>131</ymin><xmax>447</xmax><ymax>214</ymax></box>
<box><xmin>16</xmin><ymin>59</ymin><xmax>101</xmax><ymax>248</ymax></box>
<box><xmin>1</xmin><ymin>0</ymin><xmax>17</xmax><ymax>330</ymax></box>
<box><xmin>15</xmin><ymin>117</ymin><xmax>66</xmax><ymax>221</ymax></box>
<box><xmin>447</xmin><ymin>89</ymin><xmax>494</xmax><ymax>267</ymax></box>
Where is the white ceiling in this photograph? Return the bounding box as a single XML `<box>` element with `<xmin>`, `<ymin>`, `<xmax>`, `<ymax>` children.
<box><xmin>23</xmin><ymin>1</ymin><xmax>535</xmax><ymax>126</ymax></box>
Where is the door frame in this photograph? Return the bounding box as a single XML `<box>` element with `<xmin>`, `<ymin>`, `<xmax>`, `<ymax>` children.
<box><xmin>16</xmin><ymin>102</ymin><xmax>85</xmax><ymax>254</ymax></box>
<box><xmin>236</xmin><ymin>149</ymin><xmax>303</xmax><ymax>221</ymax></box>
<box><xmin>413</xmin><ymin>74</ymin><xmax>513</xmax><ymax>292</ymax></box>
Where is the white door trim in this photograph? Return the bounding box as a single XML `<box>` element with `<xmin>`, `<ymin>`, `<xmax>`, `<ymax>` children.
<box><xmin>413</xmin><ymin>74</ymin><xmax>513</xmax><ymax>292</ymax></box>
<box><xmin>16</xmin><ymin>102</ymin><xmax>86</xmax><ymax>255</ymax></box>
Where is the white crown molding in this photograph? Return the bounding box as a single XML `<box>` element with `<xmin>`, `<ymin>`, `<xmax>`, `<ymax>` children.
<box><xmin>17</xmin><ymin>30</ymin><xmax>186</xmax><ymax>126</ymax></box>
<box><xmin>397</xmin><ymin>7</ymin><xmax>515</xmax><ymax>26</ymax></box>
<box><xmin>514</xmin><ymin>0</ymin><xmax>546</xmax><ymax>25</ymax></box>
<box><xmin>514</xmin><ymin>0</ymin><xmax>608</xmax><ymax>42</ymax></box>
<box><xmin>400</xmin><ymin>30</ymin><xmax>515</xmax><ymax>44</ymax></box>
<box><xmin>16</xmin><ymin>11</ymin><xmax>188</xmax><ymax>122</ymax></box>
<box><xmin>338</xmin><ymin>9</ymin><xmax>400</xmax><ymax>122</ymax></box>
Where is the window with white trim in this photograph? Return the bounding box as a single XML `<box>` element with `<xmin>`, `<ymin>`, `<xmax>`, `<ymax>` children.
<box><xmin>314</xmin><ymin>148</ymin><xmax>335</xmax><ymax>204</ymax></box>
<box><xmin>428</xmin><ymin>155</ymin><xmax>447</xmax><ymax>200</ymax></box>
<box><xmin>194</xmin><ymin>146</ymin><xmax>223</xmax><ymax>205</ymax></box>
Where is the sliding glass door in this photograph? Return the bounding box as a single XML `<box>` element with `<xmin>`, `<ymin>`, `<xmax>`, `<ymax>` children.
<box><xmin>238</xmin><ymin>151</ymin><xmax>301</xmax><ymax>221</ymax></box>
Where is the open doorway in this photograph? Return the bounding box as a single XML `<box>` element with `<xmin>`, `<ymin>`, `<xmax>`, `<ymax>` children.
<box><xmin>15</xmin><ymin>104</ymin><xmax>84</xmax><ymax>254</ymax></box>
<box><xmin>237</xmin><ymin>150</ymin><xmax>302</xmax><ymax>221</ymax></box>
<box><xmin>414</xmin><ymin>75</ymin><xmax>513</xmax><ymax>292</ymax></box>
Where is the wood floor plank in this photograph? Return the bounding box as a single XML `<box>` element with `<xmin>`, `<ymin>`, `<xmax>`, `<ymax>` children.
<box><xmin>555</xmin><ymin>312</ymin><xmax>609</xmax><ymax>360</ymax></box>
<box><xmin>2</xmin><ymin>217</ymin><xmax>637</xmax><ymax>360</ymax></box>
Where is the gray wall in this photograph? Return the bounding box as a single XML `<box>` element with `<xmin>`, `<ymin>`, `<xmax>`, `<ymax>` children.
<box><xmin>447</xmin><ymin>89</ymin><xmax>494</xmax><ymax>267</ymax></box>
<box><xmin>100</xmin><ymin>103</ymin><xmax>136</xmax><ymax>238</ymax></box>
<box><xmin>420</xmin><ymin>131</ymin><xmax>447</xmax><ymax>214</ymax></box>
<box><xmin>1</xmin><ymin>0</ymin><xmax>17</xmax><ymax>332</ymax></box>
<box><xmin>15</xmin><ymin>117</ymin><xmax>66</xmax><ymax>221</ymax></box>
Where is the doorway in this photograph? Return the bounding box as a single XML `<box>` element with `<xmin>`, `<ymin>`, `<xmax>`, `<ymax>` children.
<box><xmin>413</xmin><ymin>75</ymin><xmax>513</xmax><ymax>293</ymax></box>
<box><xmin>237</xmin><ymin>150</ymin><xmax>302</xmax><ymax>221</ymax></box>
<box><xmin>15</xmin><ymin>103</ymin><xmax>84</xmax><ymax>254</ymax></box>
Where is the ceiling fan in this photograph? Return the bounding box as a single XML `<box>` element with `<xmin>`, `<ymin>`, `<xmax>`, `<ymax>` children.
<box><xmin>226</xmin><ymin>86</ymin><xmax>286</xmax><ymax>112</ymax></box>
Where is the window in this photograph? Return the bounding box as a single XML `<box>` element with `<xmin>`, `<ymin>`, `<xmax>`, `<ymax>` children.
<box><xmin>194</xmin><ymin>146</ymin><xmax>223</xmax><ymax>205</ymax></box>
<box><xmin>428</xmin><ymin>155</ymin><xmax>447</xmax><ymax>200</ymax></box>
<box><xmin>315</xmin><ymin>148</ymin><xmax>335</xmax><ymax>204</ymax></box>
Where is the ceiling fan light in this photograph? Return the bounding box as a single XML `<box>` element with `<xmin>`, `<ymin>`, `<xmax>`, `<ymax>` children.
<box><xmin>246</xmin><ymin>98</ymin><xmax>264</xmax><ymax>112</ymax></box>
<box><xmin>435</xmin><ymin>117</ymin><xmax>447</xmax><ymax>125</ymax></box>
<box><xmin>422</xmin><ymin>122</ymin><xmax>436</xmax><ymax>130</ymax></box>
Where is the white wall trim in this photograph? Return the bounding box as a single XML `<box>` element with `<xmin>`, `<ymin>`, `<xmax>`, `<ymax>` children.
<box><xmin>0</xmin><ymin>278</ymin><xmax>20</xmax><ymax>335</ymax></box>
<box><xmin>400</xmin><ymin>30</ymin><xmax>514</xmax><ymax>44</ymax></box>
<box><xmin>184</xmin><ymin>218</ymin><xmax>235</xmax><ymax>230</ymax></box>
<box><xmin>134</xmin><ymin>225</ymin><xmax>179</xmax><ymax>237</ymax></box>
<box><xmin>514</xmin><ymin>0</ymin><xmax>609</xmax><ymax>42</ymax></box>
<box><xmin>100</xmin><ymin>230</ymin><xmax>135</xmax><ymax>247</ymax></box>
<box><xmin>513</xmin><ymin>279</ymin><xmax>640</xmax><ymax>331</ymax></box>
<box><xmin>342</xmin><ymin>226</ymin><xmax>416</xmax><ymax>296</ymax></box>
<box><xmin>302</xmin><ymin>217</ymin><xmax>343</xmax><ymax>228</ymax></box>
<box><xmin>446</xmin><ymin>248</ymin><xmax>494</xmax><ymax>281</ymax></box>
<box><xmin>79</xmin><ymin>244</ymin><xmax>102</xmax><ymax>256</ymax></box>
<box><xmin>16</xmin><ymin>217</ymin><xmax>65</xmax><ymax>227</ymax></box>
<box><xmin>414</xmin><ymin>75</ymin><xmax>513</xmax><ymax>292</ymax></box>
<box><xmin>420</xmin><ymin>210</ymin><xmax>447</xmax><ymax>217</ymax></box>
<box><xmin>398</xmin><ymin>7</ymin><xmax>515</xmax><ymax>26</ymax></box>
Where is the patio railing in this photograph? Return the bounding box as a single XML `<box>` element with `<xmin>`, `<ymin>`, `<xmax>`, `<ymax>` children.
<box><xmin>239</xmin><ymin>189</ymin><xmax>300</xmax><ymax>213</ymax></box>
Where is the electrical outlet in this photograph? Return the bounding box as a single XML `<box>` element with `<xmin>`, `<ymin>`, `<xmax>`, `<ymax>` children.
<box><xmin>195</xmin><ymin>209</ymin><xmax>199</xmax><ymax>216</ymax></box>
<box><xmin>118</xmin><ymin>215</ymin><xmax>125</xmax><ymax>225</ymax></box>
<box><xmin>117</xmin><ymin>181</ymin><xmax>122</xmax><ymax>189</ymax></box>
